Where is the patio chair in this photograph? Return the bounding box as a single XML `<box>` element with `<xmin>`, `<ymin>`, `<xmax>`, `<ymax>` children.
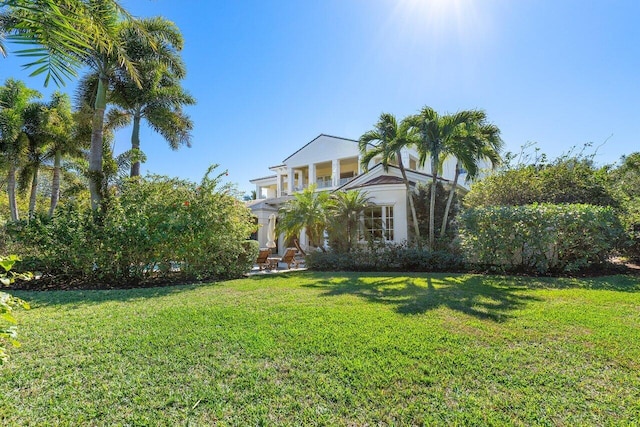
<box><xmin>279</xmin><ymin>247</ymin><xmax>303</xmax><ymax>269</ymax></box>
<box><xmin>256</xmin><ymin>248</ymin><xmax>272</xmax><ymax>270</ymax></box>
<box><xmin>293</xmin><ymin>239</ymin><xmax>307</xmax><ymax>267</ymax></box>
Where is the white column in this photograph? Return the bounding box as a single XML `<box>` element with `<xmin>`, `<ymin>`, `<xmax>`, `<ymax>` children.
<box><xmin>309</xmin><ymin>164</ymin><xmax>316</xmax><ymax>188</ymax></box>
<box><xmin>332</xmin><ymin>159</ymin><xmax>339</xmax><ymax>187</ymax></box>
<box><xmin>287</xmin><ymin>167</ymin><xmax>294</xmax><ymax>194</ymax></box>
<box><xmin>275</xmin><ymin>173</ymin><xmax>282</xmax><ymax>197</ymax></box>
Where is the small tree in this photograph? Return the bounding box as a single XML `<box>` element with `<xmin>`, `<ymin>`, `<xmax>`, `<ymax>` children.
<box><xmin>277</xmin><ymin>185</ymin><xmax>331</xmax><ymax>251</ymax></box>
<box><xmin>414</xmin><ymin>181</ymin><xmax>459</xmax><ymax>246</ymax></box>
<box><xmin>327</xmin><ymin>190</ymin><xmax>372</xmax><ymax>253</ymax></box>
<box><xmin>0</xmin><ymin>79</ymin><xmax>41</xmax><ymax>222</ymax></box>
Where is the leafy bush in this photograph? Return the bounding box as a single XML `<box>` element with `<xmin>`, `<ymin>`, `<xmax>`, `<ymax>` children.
<box><xmin>7</xmin><ymin>166</ymin><xmax>258</xmax><ymax>286</ymax></box>
<box><xmin>307</xmin><ymin>242</ymin><xmax>463</xmax><ymax>272</ymax></box>
<box><xmin>465</xmin><ymin>156</ymin><xmax>615</xmax><ymax>208</ymax></box>
<box><xmin>1</xmin><ymin>255</ymin><xmax>31</xmax><ymax>364</ymax></box>
<box><xmin>608</xmin><ymin>152</ymin><xmax>640</xmax><ymax>260</ymax></box>
<box><xmin>459</xmin><ymin>204</ymin><xmax>624</xmax><ymax>273</ymax></box>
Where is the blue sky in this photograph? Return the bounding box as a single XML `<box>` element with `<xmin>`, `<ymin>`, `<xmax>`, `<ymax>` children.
<box><xmin>2</xmin><ymin>0</ymin><xmax>638</xmax><ymax>194</ymax></box>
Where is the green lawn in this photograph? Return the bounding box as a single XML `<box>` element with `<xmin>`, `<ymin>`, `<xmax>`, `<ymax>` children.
<box><xmin>1</xmin><ymin>272</ymin><xmax>639</xmax><ymax>425</ymax></box>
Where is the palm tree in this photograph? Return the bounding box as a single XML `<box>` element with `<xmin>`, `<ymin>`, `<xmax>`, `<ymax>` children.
<box><xmin>328</xmin><ymin>190</ymin><xmax>372</xmax><ymax>252</ymax></box>
<box><xmin>108</xmin><ymin>18</ymin><xmax>194</xmax><ymax>177</ymax></box>
<box><xmin>408</xmin><ymin>106</ymin><xmax>482</xmax><ymax>249</ymax></box>
<box><xmin>45</xmin><ymin>92</ymin><xmax>78</xmax><ymax>216</ymax></box>
<box><xmin>19</xmin><ymin>101</ymin><xmax>50</xmax><ymax>219</ymax></box>
<box><xmin>359</xmin><ymin>113</ymin><xmax>421</xmax><ymax>240</ymax></box>
<box><xmin>0</xmin><ymin>0</ymin><xmax>97</xmax><ymax>85</ymax></box>
<box><xmin>2</xmin><ymin>0</ymin><xmax>150</xmax><ymax>210</ymax></box>
<box><xmin>277</xmin><ymin>184</ymin><xmax>332</xmax><ymax>251</ymax></box>
<box><xmin>72</xmin><ymin>98</ymin><xmax>130</xmax><ymax>197</ymax></box>
<box><xmin>439</xmin><ymin>117</ymin><xmax>503</xmax><ymax>238</ymax></box>
<box><xmin>0</xmin><ymin>78</ymin><xmax>41</xmax><ymax>222</ymax></box>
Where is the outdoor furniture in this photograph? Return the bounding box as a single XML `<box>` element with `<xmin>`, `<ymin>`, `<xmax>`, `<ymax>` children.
<box><xmin>256</xmin><ymin>248</ymin><xmax>272</xmax><ymax>270</ymax></box>
<box><xmin>267</xmin><ymin>256</ymin><xmax>280</xmax><ymax>270</ymax></box>
<box><xmin>293</xmin><ymin>239</ymin><xmax>307</xmax><ymax>267</ymax></box>
<box><xmin>279</xmin><ymin>247</ymin><xmax>303</xmax><ymax>269</ymax></box>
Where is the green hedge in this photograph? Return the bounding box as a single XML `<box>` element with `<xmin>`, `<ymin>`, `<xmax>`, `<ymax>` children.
<box><xmin>307</xmin><ymin>243</ymin><xmax>463</xmax><ymax>272</ymax></box>
<box><xmin>7</xmin><ymin>168</ymin><xmax>258</xmax><ymax>286</ymax></box>
<box><xmin>459</xmin><ymin>204</ymin><xmax>624</xmax><ymax>273</ymax></box>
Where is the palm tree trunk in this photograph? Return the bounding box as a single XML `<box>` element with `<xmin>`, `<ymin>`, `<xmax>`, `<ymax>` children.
<box><xmin>7</xmin><ymin>165</ymin><xmax>19</xmax><ymax>222</ymax></box>
<box><xmin>130</xmin><ymin>112</ymin><xmax>141</xmax><ymax>177</ymax></box>
<box><xmin>396</xmin><ymin>150</ymin><xmax>420</xmax><ymax>240</ymax></box>
<box><xmin>440</xmin><ymin>161</ymin><xmax>460</xmax><ymax>239</ymax></box>
<box><xmin>429</xmin><ymin>157</ymin><xmax>438</xmax><ymax>250</ymax></box>
<box><xmin>28</xmin><ymin>165</ymin><xmax>39</xmax><ymax>220</ymax></box>
<box><xmin>89</xmin><ymin>74</ymin><xmax>108</xmax><ymax>211</ymax></box>
<box><xmin>49</xmin><ymin>150</ymin><xmax>62</xmax><ymax>217</ymax></box>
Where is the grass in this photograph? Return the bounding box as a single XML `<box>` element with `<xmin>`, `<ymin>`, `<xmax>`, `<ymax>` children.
<box><xmin>1</xmin><ymin>272</ymin><xmax>639</xmax><ymax>425</ymax></box>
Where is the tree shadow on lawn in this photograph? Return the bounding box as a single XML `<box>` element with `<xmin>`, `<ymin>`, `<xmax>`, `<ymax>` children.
<box><xmin>9</xmin><ymin>282</ymin><xmax>215</xmax><ymax>308</ymax></box>
<box><xmin>301</xmin><ymin>272</ymin><xmax>640</xmax><ymax>321</ymax></box>
<box><xmin>303</xmin><ymin>274</ymin><xmax>542</xmax><ymax>322</ymax></box>
<box><xmin>524</xmin><ymin>274</ymin><xmax>640</xmax><ymax>292</ymax></box>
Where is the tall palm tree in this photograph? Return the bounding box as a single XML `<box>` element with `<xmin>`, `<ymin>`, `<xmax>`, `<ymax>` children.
<box><xmin>359</xmin><ymin>113</ymin><xmax>421</xmax><ymax>240</ymax></box>
<box><xmin>277</xmin><ymin>184</ymin><xmax>332</xmax><ymax>251</ymax></box>
<box><xmin>2</xmin><ymin>0</ymin><xmax>149</xmax><ymax>210</ymax></box>
<box><xmin>108</xmin><ymin>17</ymin><xmax>194</xmax><ymax>177</ymax></box>
<box><xmin>18</xmin><ymin>92</ymin><xmax>82</xmax><ymax>218</ymax></box>
<box><xmin>439</xmin><ymin>118</ymin><xmax>503</xmax><ymax>238</ymax></box>
<box><xmin>0</xmin><ymin>78</ymin><xmax>41</xmax><ymax>222</ymax></box>
<box><xmin>408</xmin><ymin>106</ymin><xmax>481</xmax><ymax>249</ymax></box>
<box><xmin>45</xmin><ymin>92</ymin><xmax>78</xmax><ymax>216</ymax></box>
<box><xmin>72</xmin><ymin>98</ymin><xmax>130</xmax><ymax>197</ymax></box>
<box><xmin>19</xmin><ymin>100</ymin><xmax>50</xmax><ymax>219</ymax></box>
<box><xmin>328</xmin><ymin>190</ymin><xmax>372</xmax><ymax>252</ymax></box>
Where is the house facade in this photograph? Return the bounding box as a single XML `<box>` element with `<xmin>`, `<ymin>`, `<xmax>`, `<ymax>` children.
<box><xmin>247</xmin><ymin>134</ymin><xmax>468</xmax><ymax>254</ymax></box>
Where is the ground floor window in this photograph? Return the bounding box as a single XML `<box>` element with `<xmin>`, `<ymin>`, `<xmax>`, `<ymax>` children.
<box><xmin>361</xmin><ymin>206</ymin><xmax>394</xmax><ymax>241</ymax></box>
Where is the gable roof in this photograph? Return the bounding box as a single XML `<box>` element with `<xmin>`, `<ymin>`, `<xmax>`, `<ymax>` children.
<box><xmin>282</xmin><ymin>134</ymin><xmax>358</xmax><ymax>163</ymax></box>
<box><xmin>338</xmin><ymin>163</ymin><xmax>455</xmax><ymax>193</ymax></box>
<box><xmin>245</xmin><ymin>195</ymin><xmax>294</xmax><ymax>212</ymax></box>
<box><xmin>249</xmin><ymin>174</ymin><xmax>277</xmax><ymax>183</ymax></box>
<box><xmin>347</xmin><ymin>175</ymin><xmax>411</xmax><ymax>189</ymax></box>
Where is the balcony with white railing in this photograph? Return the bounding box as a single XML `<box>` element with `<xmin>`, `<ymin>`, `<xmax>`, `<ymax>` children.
<box><xmin>316</xmin><ymin>176</ymin><xmax>332</xmax><ymax>189</ymax></box>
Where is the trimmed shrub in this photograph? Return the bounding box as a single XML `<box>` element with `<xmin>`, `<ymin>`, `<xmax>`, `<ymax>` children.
<box><xmin>459</xmin><ymin>204</ymin><xmax>624</xmax><ymax>273</ymax></box>
<box><xmin>7</xmin><ymin>167</ymin><xmax>258</xmax><ymax>286</ymax></box>
<box><xmin>307</xmin><ymin>242</ymin><xmax>463</xmax><ymax>272</ymax></box>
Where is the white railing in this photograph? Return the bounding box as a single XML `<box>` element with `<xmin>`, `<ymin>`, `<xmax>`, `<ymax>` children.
<box><xmin>316</xmin><ymin>177</ymin><xmax>332</xmax><ymax>188</ymax></box>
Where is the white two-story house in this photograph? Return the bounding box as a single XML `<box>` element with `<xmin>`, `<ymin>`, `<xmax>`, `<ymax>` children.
<box><xmin>247</xmin><ymin>134</ymin><xmax>469</xmax><ymax>254</ymax></box>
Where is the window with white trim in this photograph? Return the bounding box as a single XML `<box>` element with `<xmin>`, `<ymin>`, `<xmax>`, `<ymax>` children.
<box><xmin>361</xmin><ymin>206</ymin><xmax>394</xmax><ymax>241</ymax></box>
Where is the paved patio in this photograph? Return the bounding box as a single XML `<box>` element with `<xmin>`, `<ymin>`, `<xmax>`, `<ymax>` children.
<box><xmin>245</xmin><ymin>266</ymin><xmax>307</xmax><ymax>276</ymax></box>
